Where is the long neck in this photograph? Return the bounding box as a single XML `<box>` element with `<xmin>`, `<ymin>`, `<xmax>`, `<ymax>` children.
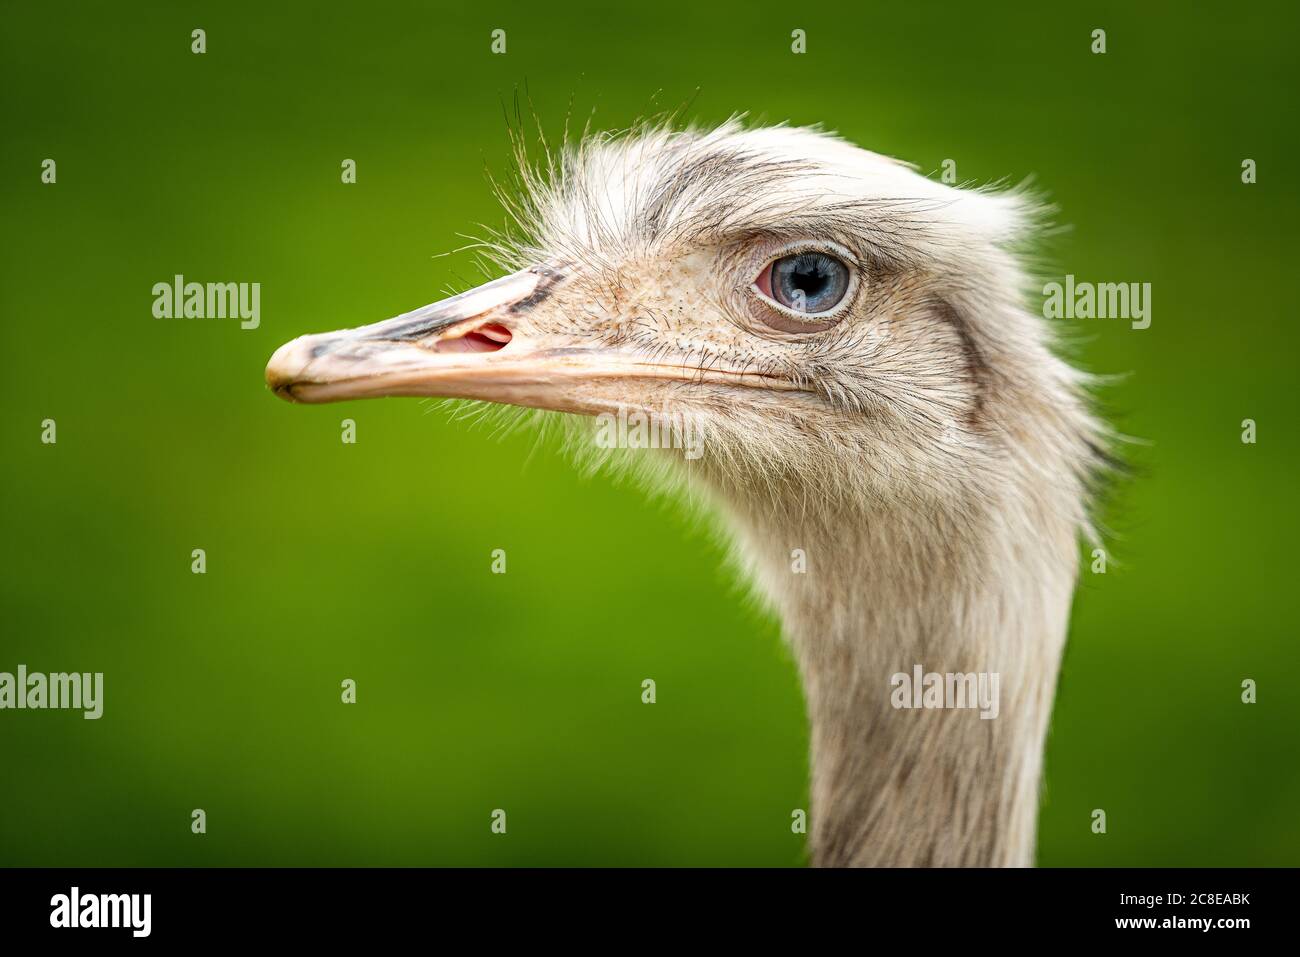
<box><xmin>725</xmin><ymin>491</ymin><xmax>1080</xmax><ymax>867</ymax></box>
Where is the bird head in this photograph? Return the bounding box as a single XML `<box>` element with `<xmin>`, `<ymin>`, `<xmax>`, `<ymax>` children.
<box><xmin>267</xmin><ymin>122</ymin><xmax>1096</xmax><ymax>513</ymax></box>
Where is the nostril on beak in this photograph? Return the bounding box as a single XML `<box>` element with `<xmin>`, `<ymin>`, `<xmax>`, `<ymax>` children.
<box><xmin>433</xmin><ymin>322</ymin><xmax>513</xmax><ymax>354</ymax></box>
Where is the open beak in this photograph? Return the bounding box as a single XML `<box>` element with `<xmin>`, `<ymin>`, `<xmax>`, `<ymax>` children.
<box><xmin>266</xmin><ymin>267</ymin><xmax>802</xmax><ymax>414</ymax></box>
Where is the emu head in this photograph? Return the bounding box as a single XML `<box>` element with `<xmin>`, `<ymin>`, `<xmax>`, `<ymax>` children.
<box><xmin>267</xmin><ymin>122</ymin><xmax>1097</xmax><ymax>521</ymax></box>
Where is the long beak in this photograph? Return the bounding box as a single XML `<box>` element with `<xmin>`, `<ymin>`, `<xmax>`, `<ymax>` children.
<box><xmin>266</xmin><ymin>267</ymin><xmax>802</xmax><ymax>414</ymax></box>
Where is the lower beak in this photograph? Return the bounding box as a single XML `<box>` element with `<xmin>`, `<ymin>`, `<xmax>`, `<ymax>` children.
<box><xmin>266</xmin><ymin>267</ymin><xmax>802</xmax><ymax>414</ymax></box>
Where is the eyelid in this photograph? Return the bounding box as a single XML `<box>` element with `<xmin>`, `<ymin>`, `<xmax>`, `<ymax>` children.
<box><xmin>761</xmin><ymin>238</ymin><xmax>861</xmax><ymax>268</ymax></box>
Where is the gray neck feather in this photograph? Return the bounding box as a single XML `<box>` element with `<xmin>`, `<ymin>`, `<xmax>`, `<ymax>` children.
<box><xmin>724</xmin><ymin>490</ymin><xmax>1077</xmax><ymax>867</ymax></box>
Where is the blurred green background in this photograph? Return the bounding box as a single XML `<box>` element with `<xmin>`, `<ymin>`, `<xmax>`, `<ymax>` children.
<box><xmin>2</xmin><ymin>1</ymin><xmax>1296</xmax><ymax>866</ymax></box>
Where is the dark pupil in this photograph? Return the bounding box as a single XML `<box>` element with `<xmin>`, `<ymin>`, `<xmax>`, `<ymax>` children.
<box><xmin>774</xmin><ymin>252</ymin><xmax>847</xmax><ymax>313</ymax></box>
<box><xmin>790</xmin><ymin>259</ymin><xmax>830</xmax><ymax>298</ymax></box>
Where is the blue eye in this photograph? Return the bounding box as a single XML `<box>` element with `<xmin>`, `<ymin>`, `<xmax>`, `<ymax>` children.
<box><xmin>767</xmin><ymin>252</ymin><xmax>851</xmax><ymax>314</ymax></box>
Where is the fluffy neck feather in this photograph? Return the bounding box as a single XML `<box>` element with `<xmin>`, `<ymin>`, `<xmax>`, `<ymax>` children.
<box><xmin>722</xmin><ymin>481</ymin><xmax>1079</xmax><ymax>867</ymax></box>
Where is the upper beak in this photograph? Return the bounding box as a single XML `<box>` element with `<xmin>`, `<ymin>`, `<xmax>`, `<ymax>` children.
<box><xmin>266</xmin><ymin>267</ymin><xmax>803</xmax><ymax>414</ymax></box>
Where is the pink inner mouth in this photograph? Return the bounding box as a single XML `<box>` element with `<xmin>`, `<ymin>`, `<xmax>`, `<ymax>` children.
<box><xmin>433</xmin><ymin>323</ymin><xmax>513</xmax><ymax>354</ymax></box>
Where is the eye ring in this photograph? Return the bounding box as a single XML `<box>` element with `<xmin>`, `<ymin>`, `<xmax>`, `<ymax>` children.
<box><xmin>746</xmin><ymin>241</ymin><xmax>860</xmax><ymax>334</ymax></box>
